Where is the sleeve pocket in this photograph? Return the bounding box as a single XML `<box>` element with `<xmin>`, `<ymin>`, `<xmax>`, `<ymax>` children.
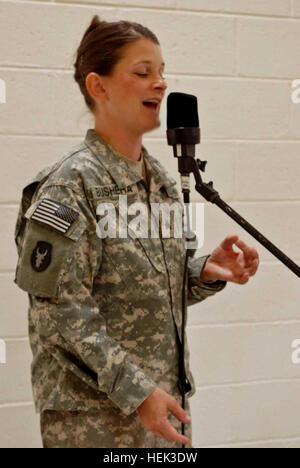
<box><xmin>14</xmin><ymin>201</ymin><xmax>87</xmax><ymax>298</ymax></box>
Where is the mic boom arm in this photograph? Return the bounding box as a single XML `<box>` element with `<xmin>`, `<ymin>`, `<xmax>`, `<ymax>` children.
<box><xmin>178</xmin><ymin>154</ymin><xmax>300</xmax><ymax>278</ymax></box>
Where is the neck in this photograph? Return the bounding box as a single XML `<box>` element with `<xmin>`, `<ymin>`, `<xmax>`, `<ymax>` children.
<box><xmin>94</xmin><ymin>119</ymin><xmax>142</xmax><ymax>162</ymax></box>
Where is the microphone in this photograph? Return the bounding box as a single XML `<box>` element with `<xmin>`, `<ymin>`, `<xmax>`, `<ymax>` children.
<box><xmin>166</xmin><ymin>92</ymin><xmax>202</xmax><ymax>245</ymax></box>
<box><xmin>166</xmin><ymin>92</ymin><xmax>201</xmax><ymax>197</ymax></box>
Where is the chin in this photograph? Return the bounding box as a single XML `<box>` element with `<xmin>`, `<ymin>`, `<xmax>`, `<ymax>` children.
<box><xmin>143</xmin><ymin>122</ymin><xmax>161</xmax><ymax>135</ymax></box>
<box><xmin>151</xmin><ymin>118</ymin><xmax>161</xmax><ymax>129</ymax></box>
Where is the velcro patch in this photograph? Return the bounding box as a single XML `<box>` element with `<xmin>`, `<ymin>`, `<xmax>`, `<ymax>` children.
<box><xmin>30</xmin><ymin>198</ymin><xmax>79</xmax><ymax>234</ymax></box>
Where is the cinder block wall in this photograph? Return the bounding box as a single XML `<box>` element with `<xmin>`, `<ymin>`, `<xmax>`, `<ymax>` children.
<box><xmin>0</xmin><ymin>0</ymin><xmax>299</xmax><ymax>448</ymax></box>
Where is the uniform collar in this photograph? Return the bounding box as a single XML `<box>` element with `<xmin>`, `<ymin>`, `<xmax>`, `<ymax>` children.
<box><xmin>84</xmin><ymin>128</ymin><xmax>177</xmax><ymax>192</ymax></box>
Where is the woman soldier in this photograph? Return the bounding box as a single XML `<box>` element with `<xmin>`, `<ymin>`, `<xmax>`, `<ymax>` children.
<box><xmin>14</xmin><ymin>16</ymin><xmax>259</xmax><ymax>448</ymax></box>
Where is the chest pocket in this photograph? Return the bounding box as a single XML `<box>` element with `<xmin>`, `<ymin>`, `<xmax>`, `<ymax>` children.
<box><xmin>90</xmin><ymin>191</ymin><xmax>166</xmax><ymax>290</ymax></box>
<box><xmin>14</xmin><ymin>200</ymin><xmax>86</xmax><ymax>298</ymax></box>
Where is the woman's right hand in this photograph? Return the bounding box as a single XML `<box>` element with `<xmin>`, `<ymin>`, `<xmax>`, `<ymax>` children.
<box><xmin>136</xmin><ymin>387</ymin><xmax>192</xmax><ymax>446</ymax></box>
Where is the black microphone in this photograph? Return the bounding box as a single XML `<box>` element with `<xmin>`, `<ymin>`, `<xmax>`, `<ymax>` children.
<box><xmin>166</xmin><ymin>92</ymin><xmax>202</xmax><ymax>239</ymax></box>
<box><xmin>166</xmin><ymin>92</ymin><xmax>200</xmax><ymax>161</ymax></box>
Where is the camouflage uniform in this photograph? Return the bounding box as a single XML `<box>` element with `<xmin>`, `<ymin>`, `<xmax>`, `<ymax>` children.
<box><xmin>14</xmin><ymin>128</ymin><xmax>226</xmax><ymax>448</ymax></box>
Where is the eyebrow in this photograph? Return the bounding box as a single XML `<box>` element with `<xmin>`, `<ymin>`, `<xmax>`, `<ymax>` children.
<box><xmin>134</xmin><ymin>60</ymin><xmax>165</xmax><ymax>68</ymax></box>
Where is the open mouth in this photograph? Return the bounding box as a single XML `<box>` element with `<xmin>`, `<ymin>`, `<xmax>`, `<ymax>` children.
<box><xmin>142</xmin><ymin>101</ymin><xmax>159</xmax><ymax>111</ymax></box>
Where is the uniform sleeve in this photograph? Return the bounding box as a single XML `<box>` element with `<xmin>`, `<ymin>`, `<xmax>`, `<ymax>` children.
<box><xmin>14</xmin><ymin>184</ymin><xmax>157</xmax><ymax>416</ymax></box>
<box><xmin>185</xmin><ymin>231</ymin><xmax>227</xmax><ymax>307</ymax></box>
<box><xmin>187</xmin><ymin>254</ymin><xmax>227</xmax><ymax>307</ymax></box>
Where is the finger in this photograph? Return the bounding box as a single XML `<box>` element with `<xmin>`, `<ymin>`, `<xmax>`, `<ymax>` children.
<box><xmin>235</xmin><ymin>240</ymin><xmax>258</xmax><ymax>261</ymax></box>
<box><xmin>210</xmin><ymin>259</ymin><xmax>250</xmax><ymax>282</ymax></box>
<box><xmin>237</xmin><ymin>245</ymin><xmax>259</xmax><ymax>274</ymax></box>
<box><xmin>234</xmin><ymin>271</ymin><xmax>250</xmax><ymax>285</ymax></box>
<box><xmin>220</xmin><ymin>235</ymin><xmax>239</xmax><ymax>252</ymax></box>
<box><xmin>235</xmin><ymin>240</ymin><xmax>258</xmax><ymax>267</ymax></box>
<box><xmin>220</xmin><ymin>268</ymin><xmax>250</xmax><ymax>285</ymax></box>
<box><xmin>248</xmin><ymin>257</ymin><xmax>259</xmax><ymax>276</ymax></box>
<box><xmin>158</xmin><ymin>418</ymin><xmax>192</xmax><ymax>446</ymax></box>
<box><xmin>167</xmin><ymin>397</ymin><xmax>190</xmax><ymax>424</ymax></box>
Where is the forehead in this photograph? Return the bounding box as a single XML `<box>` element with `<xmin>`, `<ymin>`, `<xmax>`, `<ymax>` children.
<box><xmin>120</xmin><ymin>39</ymin><xmax>164</xmax><ymax>66</ymax></box>
<box><xmin>134</xmin><ymin>60</ymin><xmax>165</xmax><ymax>68</ymax></box>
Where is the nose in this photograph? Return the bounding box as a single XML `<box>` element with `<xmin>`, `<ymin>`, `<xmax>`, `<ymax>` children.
<box><xmin>153</xmin><ymin>77</ymin><xmax>168</xmax><ymax>93</ymax></box>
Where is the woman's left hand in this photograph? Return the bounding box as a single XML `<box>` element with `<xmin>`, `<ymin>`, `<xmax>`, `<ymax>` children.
<box><xmin>200</xmin><ymin>235</ymin><xmax>260</xmax><ymax>284</ymax></box>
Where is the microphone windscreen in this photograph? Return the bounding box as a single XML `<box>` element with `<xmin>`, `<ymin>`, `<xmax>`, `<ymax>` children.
<box><xmin>167</xmin><ymin>92</ymin><xmax>199</xmax><ymax>129</ymax></box>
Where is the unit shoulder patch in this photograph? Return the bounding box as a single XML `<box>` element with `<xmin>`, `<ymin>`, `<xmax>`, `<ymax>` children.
<box><xmin>31</xmin><ymin>241</ymin><xmax>52</xmax><ymax>272</ymax></box>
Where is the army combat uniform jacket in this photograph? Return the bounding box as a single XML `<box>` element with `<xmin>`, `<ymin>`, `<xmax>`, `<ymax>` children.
<box><xmin>14</xmin><ymin>128</ymin><xmax>226</xmax><ymax>416</ymax></box>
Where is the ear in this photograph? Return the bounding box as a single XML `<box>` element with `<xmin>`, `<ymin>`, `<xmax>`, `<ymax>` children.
<box><xmin>85</xmin><ymin>72</ymin><xmax>107</xmax><ymax>103</ymax></box>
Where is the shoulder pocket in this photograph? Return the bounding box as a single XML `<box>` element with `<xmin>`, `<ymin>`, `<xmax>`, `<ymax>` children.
<box><xmin>14</xmin><ymin>200</ymin><xmax>86</xmax><ymax>298</ymax></box>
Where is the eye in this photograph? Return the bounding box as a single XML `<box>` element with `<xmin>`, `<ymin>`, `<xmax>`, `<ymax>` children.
<box><xmin>135</xmin><ymin>73</ymin><xmax>166</xmax><ymax>80</ymax></box>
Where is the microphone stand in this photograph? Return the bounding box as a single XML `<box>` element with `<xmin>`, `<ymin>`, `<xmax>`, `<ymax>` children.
<box><xmin>176</xmin><ymin>145</ymin><xmax>300</xmax><ymax>450</ymax></box>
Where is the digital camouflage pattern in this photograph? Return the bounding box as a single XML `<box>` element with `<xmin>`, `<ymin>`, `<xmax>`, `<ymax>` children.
<box><xmin>14</xmin><ymin>128</ymin><xmax>226</xmax><ymax>447</ymax></box>
<box><xmin>40</xmin><ymin>393</ymin><xmax>192</xmax><ymax>448</ymax></box>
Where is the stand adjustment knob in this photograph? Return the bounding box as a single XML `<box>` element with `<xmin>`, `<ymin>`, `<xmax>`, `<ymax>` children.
<box><xmin>197</xmin><ymin>159</ymin><xmax>207</xmax><ymax>172</ymax></box>
<box><xmin>208</xmin><ymin>181</ymin><xmax>213</xmax><ymax>187</ymax></box>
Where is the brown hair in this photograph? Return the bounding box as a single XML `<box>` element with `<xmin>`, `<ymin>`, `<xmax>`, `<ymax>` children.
<box><xmin>73</xmin><ymin>15</ymin><xmax>160</xmax><ymax>114</ymax></box>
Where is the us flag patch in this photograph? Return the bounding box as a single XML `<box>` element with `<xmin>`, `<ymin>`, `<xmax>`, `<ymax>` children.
<box><xmin>30</xmin><ymin>199</ymin><xmax>79</xmax><ymax>234</ymax></box>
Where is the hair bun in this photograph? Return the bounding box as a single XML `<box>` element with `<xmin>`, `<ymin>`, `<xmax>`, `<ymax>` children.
<box><xmin>83</xmin><ymin>15</ymin><xmax>104</xmax><ymax>39</ymax></box>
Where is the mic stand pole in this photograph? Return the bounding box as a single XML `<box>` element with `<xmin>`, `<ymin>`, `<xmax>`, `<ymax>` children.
<box><xmin>180</xmin><ymin>188</ymin><xmax>193</xmax><ymax>450</ymax></box>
